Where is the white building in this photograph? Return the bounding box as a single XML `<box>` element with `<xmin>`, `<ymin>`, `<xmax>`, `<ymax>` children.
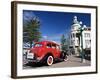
<box><xmin>69</xmin><ymin>16</ymin><xmax>91</xmax><ymax>54</ymax></box>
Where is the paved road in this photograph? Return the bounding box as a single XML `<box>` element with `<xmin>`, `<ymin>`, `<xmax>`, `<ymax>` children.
<box><xmin>23</xmin><ymin>55</ymin><xmax>90</xmax><ymax>69</ymax></box>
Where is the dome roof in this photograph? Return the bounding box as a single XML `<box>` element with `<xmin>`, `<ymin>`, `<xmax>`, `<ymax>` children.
<box><xmin>71</xmin><ymin>16</ymin><xmax>81</xmax><ymax>31</ymax></box>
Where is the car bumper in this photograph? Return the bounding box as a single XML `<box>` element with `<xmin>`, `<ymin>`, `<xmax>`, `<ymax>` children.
<box><xmin>27</xmin><ymin>59</ymin><xmax>40</xmax><ymax>63</ymax></box>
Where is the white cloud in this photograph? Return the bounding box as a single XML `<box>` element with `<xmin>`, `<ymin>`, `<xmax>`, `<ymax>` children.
<box><xmin>42</xmin><ymin>35</ymin><xmax>48</xmax><ymax>39</ymax></box>
<box><xmin>42</xmin><ymin>34</ymin><xmax>62</xmax><ymax>44</ymax></box>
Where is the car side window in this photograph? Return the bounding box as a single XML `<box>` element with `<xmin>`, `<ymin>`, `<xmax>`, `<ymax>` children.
<box><xmin>56</xmin><ymin>45</ymin><xmax>60</xmax><ymax>50</ymax></box>
<box><xmin>46</xmin><ymin>43</ymin><xmax>51</xmax><ymax>48</ymax></box>
<box><xmin>34</xmin><ymin>43</ymin><xmax>42</xmax><ymax>47</ymax></box>
<box><xmin>52</xmin><ymin>44</ymin><xmax>56</xmax><ymax>49</ymax></box>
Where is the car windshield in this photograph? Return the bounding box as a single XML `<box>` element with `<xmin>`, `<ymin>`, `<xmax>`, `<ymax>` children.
<box><xmin>34</xmin><ymin>43</ymin><xmax>42</xmax><ymax>47</ymax></box>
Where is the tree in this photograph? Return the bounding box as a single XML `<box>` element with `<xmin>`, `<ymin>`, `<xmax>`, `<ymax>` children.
<box><xmin>61</xmin><ymin>34</ymin><xmax>68</xmax><ymax>51</ymax></box>
<box><xmin>23</xmin><ymin>17</ymin><xmax>41</xmax><ymax>48</ymax></box>
<box><xmin>61</xmin><ymin>34</ymin><xmax>70</xmax><ymax>51</ymax></box>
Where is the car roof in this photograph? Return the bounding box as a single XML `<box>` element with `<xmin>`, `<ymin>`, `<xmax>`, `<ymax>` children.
<box><xmin>35</xmin><ymin>41</ymin><xmax>60</xmax><ymax>46</ymax></box>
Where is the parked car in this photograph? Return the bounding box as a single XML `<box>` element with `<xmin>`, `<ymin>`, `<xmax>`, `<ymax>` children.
<box><xmin>26</xmin><ymin>41</ymin><xmax>68</xmax><ymax>66</ymax></box>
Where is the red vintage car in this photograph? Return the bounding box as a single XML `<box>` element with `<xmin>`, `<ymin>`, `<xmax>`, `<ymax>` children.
<box><xmin>27</xmin><ymin>41</ymin><xmax>68</xmax><ymax>66</ymax></box>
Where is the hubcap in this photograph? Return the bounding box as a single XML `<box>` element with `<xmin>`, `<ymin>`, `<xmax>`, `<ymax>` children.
<box><xmin>47</xmin><ymin>56</ymin><xmax>53</xmax><ymax>66</ymax></box>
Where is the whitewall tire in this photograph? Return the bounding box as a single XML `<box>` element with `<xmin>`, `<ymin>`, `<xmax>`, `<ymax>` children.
<box><xmin>46</xmin><ymin>55</ymin><xmax>53</xmax><ymax>66</ymax></box>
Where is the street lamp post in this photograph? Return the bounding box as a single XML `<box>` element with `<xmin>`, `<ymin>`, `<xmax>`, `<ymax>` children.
<box><xmin>80</xmin><ymin>28</ymin><xmax>85</xmax><ymax>63</ymax></box>
<box><xmin>72</xmin><ymin>16</ymin><xmax>85</xmax><ymax>63</ymax></box>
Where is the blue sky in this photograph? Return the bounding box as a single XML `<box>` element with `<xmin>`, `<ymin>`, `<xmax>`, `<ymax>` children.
<box><xmin>23</xmin><ymin>10</ymin><xmax>91</xmax><ymax>44</ymax></box>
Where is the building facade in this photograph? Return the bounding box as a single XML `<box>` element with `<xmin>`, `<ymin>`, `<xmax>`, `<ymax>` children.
<box><xmin>70</xmin><ymin>16</ymin><xmax>91</xmax><ymax>55</ymax></box>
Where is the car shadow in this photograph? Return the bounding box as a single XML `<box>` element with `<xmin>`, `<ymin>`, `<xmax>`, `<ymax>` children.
<box><xmin>24</xmin><ymin>60</ymin><xmax>64</xmax><ymax>68</ymax></box>
<box><xmin>25</xmin><ymin>62</ymin><xmax>45</xmax><ymax>68</ymax></box>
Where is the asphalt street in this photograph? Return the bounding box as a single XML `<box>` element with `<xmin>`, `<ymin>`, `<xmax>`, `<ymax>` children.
<box><xmin>23</xmin><ymin>55</ymin><xmax>90</xmax><ymax>69</ymax></box>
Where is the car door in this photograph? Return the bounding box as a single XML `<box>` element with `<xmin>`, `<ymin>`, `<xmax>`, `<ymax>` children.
<box><xmin>55</xmin><ymin>45</ymin><xmax>61</xmax><ymax>58</ymax></box>
<box><xmin>51</xmin><ymin>44</ymin><xmax>60</xmax><ymax>58</ymax></box>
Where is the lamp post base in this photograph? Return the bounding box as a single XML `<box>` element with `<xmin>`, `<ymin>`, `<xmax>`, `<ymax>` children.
<box><xmin>81</xmin><ymin>59</ymin><xmax>85</xmax><ymax>63</ymax></box>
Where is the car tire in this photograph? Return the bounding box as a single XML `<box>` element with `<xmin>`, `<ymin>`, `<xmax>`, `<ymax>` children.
<box><xmin>46</xmin><ymin>55</ymin><xmax>54</xmax><ymax>66</ymax></box>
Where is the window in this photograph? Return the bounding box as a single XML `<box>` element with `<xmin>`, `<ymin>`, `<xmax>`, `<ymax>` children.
<box><xmin>71</xmin><ymin>40</ymin><xmax>73</xmax><ymax>45</ymax></box>
<box><xmin>71</xmin><ymin>35</ymin><xmax>72</xmax><ymax>38</ymax></box>
<box><xmin>84</xmin><ymin>33</ymin><xmax>90</xmax><ymax>38</ymax></box>
<box><xmin>73</xmin><ymin>33</ymin><xmax>75</xmax><ymax>38</ymax></box>
<box><xmin>77</xmin><ymin>39</ymin><xmax>79</xmax><ymax>44</ymax></box>
<box><xmin>84</xmin><ymin>33</ymin><xmax>87</xmax><ymax>37</ymax></box>
<box><xmin>88</xmin><ymin>34</ymin><xmax>90</xmax><ymax>37</ymax></box>
<box><xmin>85</xmin><ymin>40</ymin><xmax>91</xmax><ymax>48</ymax></box>
<box><xmin>46</xmin><ymin>43</ymin><xmax>51</xmax><ymax>48</ymax></box>
<box><xmin>52</xmin><ymin>44</ymin><xmax>56</xmax><ymax>49</ymax></box>
<box><xmin>56</xmin><ymin>45</ymin><xmax>60</xmax><ymax>49</ymax></box>
<box><xmin>34</xmin><ymin>43</ymin><xmax>42</xmax><ymax>47</ymax></box>
<box><xmin>76</xmin><ymin>33</ymin><xmax>80</xmax><ymax>37</ymax></box>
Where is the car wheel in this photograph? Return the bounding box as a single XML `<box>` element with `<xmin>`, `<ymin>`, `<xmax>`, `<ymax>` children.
<box><xmin>64</xmin><ymin>55</ymin><xmax>68</xmax><ymax>61</ymax></box>
<box><xmin>46</xmin><ymin>55</ymin><xmax>53</xmax><ymax>66</ymax></box>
